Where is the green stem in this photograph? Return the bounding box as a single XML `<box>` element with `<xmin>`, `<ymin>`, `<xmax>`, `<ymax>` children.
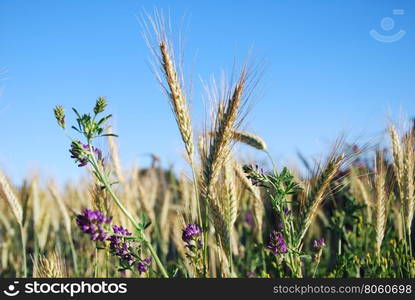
<box><xmin>88</xmin><ymin>146</ymin><xmax>169</xmax><ymax>278</ymax></box>
<box><xmin>312</xmin><ymin>250</ymin><xmax>322</xmax><ymax>278</ymax></box>
<box><xmin>266</xmin><ymin>151</ymin><xmax>276</xmax><ymax>172</ymax></box>
<box><xmin>228</xmin><ymin>231</ymin><xmax>233</xmax><ymax>277</ymax></box>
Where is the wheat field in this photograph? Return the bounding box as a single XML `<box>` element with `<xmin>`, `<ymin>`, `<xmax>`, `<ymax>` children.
<box><xmin>1</xmin><ymin>14</ymin><xmax>414</xmax><ymax>279</ymax></box>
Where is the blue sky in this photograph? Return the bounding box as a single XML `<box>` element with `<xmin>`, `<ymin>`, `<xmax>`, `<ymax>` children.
<box><xmin>1</xmin><ymin>0</ymin><xmax>415</xmax><ymax>183</ymax></box>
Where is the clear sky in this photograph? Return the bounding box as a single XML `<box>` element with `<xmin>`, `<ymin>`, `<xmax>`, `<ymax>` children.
<box><xmin>1</xmin><ymin>0</ymin><xmax>415</xmax><ymax>183</ymax></box>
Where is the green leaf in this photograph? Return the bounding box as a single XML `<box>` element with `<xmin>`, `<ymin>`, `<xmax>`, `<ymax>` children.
<box><xmin>97</xmin><ymin>114</ymin><xmax>113</xmax><ymax>126</ymax></box>
<box><xmin>100</xmin><ymin>133</ymin><xmax>119</xmax><ymax>137</ymax></box>
<box><xmin>72</xmin><ymin>107</ymin><xmax>81</xmax><ymax>119</ymax></box>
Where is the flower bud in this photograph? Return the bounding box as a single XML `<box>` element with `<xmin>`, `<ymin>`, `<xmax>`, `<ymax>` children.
<box><xmin>94</xmin><ymin>96</ymin><xmax>107</xmax><ymax>114</ymax></box>
<box><xmin>53</xmin><ymin>105</ymin><xmax>65</xmax><ymax>129</ymax></box>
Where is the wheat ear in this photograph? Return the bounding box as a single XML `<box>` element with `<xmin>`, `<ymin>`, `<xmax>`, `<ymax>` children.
<box><xmin>232</xmin><ymin>130</ymin><xmax>267</xmax><ymax>151</ymax></box>
<box><xmin>374</xmin><ymin>152</ymin><xmax>387</xmax><ymax>255</ymax></box>
<box><xmin>202</xmin><ymin>68</ymin><xmax>248</xmax><ymax>195</ymax></box>
<box><xmin>158</xmin><ymin>41</ymin><xmax>194</xmax><ymax>160</ymax></box>
<box><xmin>0</xmin><ymin>171</ymin><xmax>23</xmax><ymax>226</ymax></box>
<box><xmin>34</xmin><ymin>252</ymin><xmax>66</xmax><ymax>278</ymax></box>
<box><xmin>389</xmin><ymin>126</ymin><xmax>404</xmax><ymax>202</ymax></box>
<box><xmin>298</xmin><ymin>153</ymin><xmax>345</xmax><ymax>243</ymax></box>
<box><xmin>403</xmin><ymin>136</ymin><xmax>415</xmax><ymax>234</ymax></box>
<box><xmin>0</xmin><ymin>170</ymin><xmax>27</xmax><ymax>276</ymax></box>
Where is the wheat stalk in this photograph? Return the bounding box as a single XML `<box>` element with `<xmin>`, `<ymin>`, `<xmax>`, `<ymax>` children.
<box><xmin>374</xmin><ymin>151</ymin><xmax>387</xmax><ymax>255</ymax></box>
<box><xmin>144</xmin><ymin>14</ymin><xmax>194</xmax><ymax>162</ymax></box>
<box><xmin>403</xmin><ymin>136</ymin><xmax>415</xmax><ymax>234</ymax></box>
<box><xmin>298</xmin><ymin>153</ymin><xmax>345</xmax><ymax>244</ymax></box>
<box><xmin>202</xmin><ymin>69</ymin><xmax>248</xmax><ymax>192</ymax></box>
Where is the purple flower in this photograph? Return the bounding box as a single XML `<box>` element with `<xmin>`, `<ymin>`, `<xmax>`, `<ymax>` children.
<box><xmin>266</xmin><ymin>231</ymin><xmax>288</xmax><ymax>256</ymax></box>
<box><xmin>76</xmin><ymin>209</ymin><xmax>111</xmax><ymax>241</ymax></box>
<box><xmin>109</xmin><ymin>225</ymin><xmax>134</xmax><ymax>265</ymax></box>
<box><xmin>313</xmin><ymin>238</ymin><xmax>326</xmax><ymax>251</ymax></box>
<box><xmin>182</xmin><ymin>224</ymin><xmax>203</xmax><ymax>249</ymax></box>
<box><xmin>70</xmin><ymin>141</ymin><xmax>88</xmax><ymax>167</ymax></box>
<box><xmin>137</xmin><ymin>256</ymin><xmax>152</xmax><ymax>274</ymax></box>
<box><xmin>112</xmin><ymin>225</ymin><xmax>132</xmax><ymax>236</ymax></box>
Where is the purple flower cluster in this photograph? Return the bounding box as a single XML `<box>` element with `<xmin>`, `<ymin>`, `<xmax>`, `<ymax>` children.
<box><xmin>76</xmin><ymin>209</ymin><xmax>152</xmax><ymax>275</ymax></box>
<box><xmin>137</xmin><ymin>257</ymin><xmax>152</xmax><ymax>274</ymax></box>
<box><xmin>182</xmin><ymin>224</ymin><xmax>203</xmax><ymax>250</ymax></box>
<box><xmin>108</xmin><ymin>225</ymin><xmax>134</xmax><ymax>265</ymax></box>
<box><xmin>313</xmin><ymin>238</ymin><xmax>326</xmax><ymax>251</ymax></box>
<box><xmin>76</xmin><ymin>209</ymin><xmax>112</xmax><ymax>241</ymax></box>
<box><xmin>69</xmin><ymin>141</ymin><xmax>103</xmax><ymax>167</ymax></box>
<box><xmin>267</xmin><ymin>231</ymin><xmax>288</xmax><ymax>256</ymax></box>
